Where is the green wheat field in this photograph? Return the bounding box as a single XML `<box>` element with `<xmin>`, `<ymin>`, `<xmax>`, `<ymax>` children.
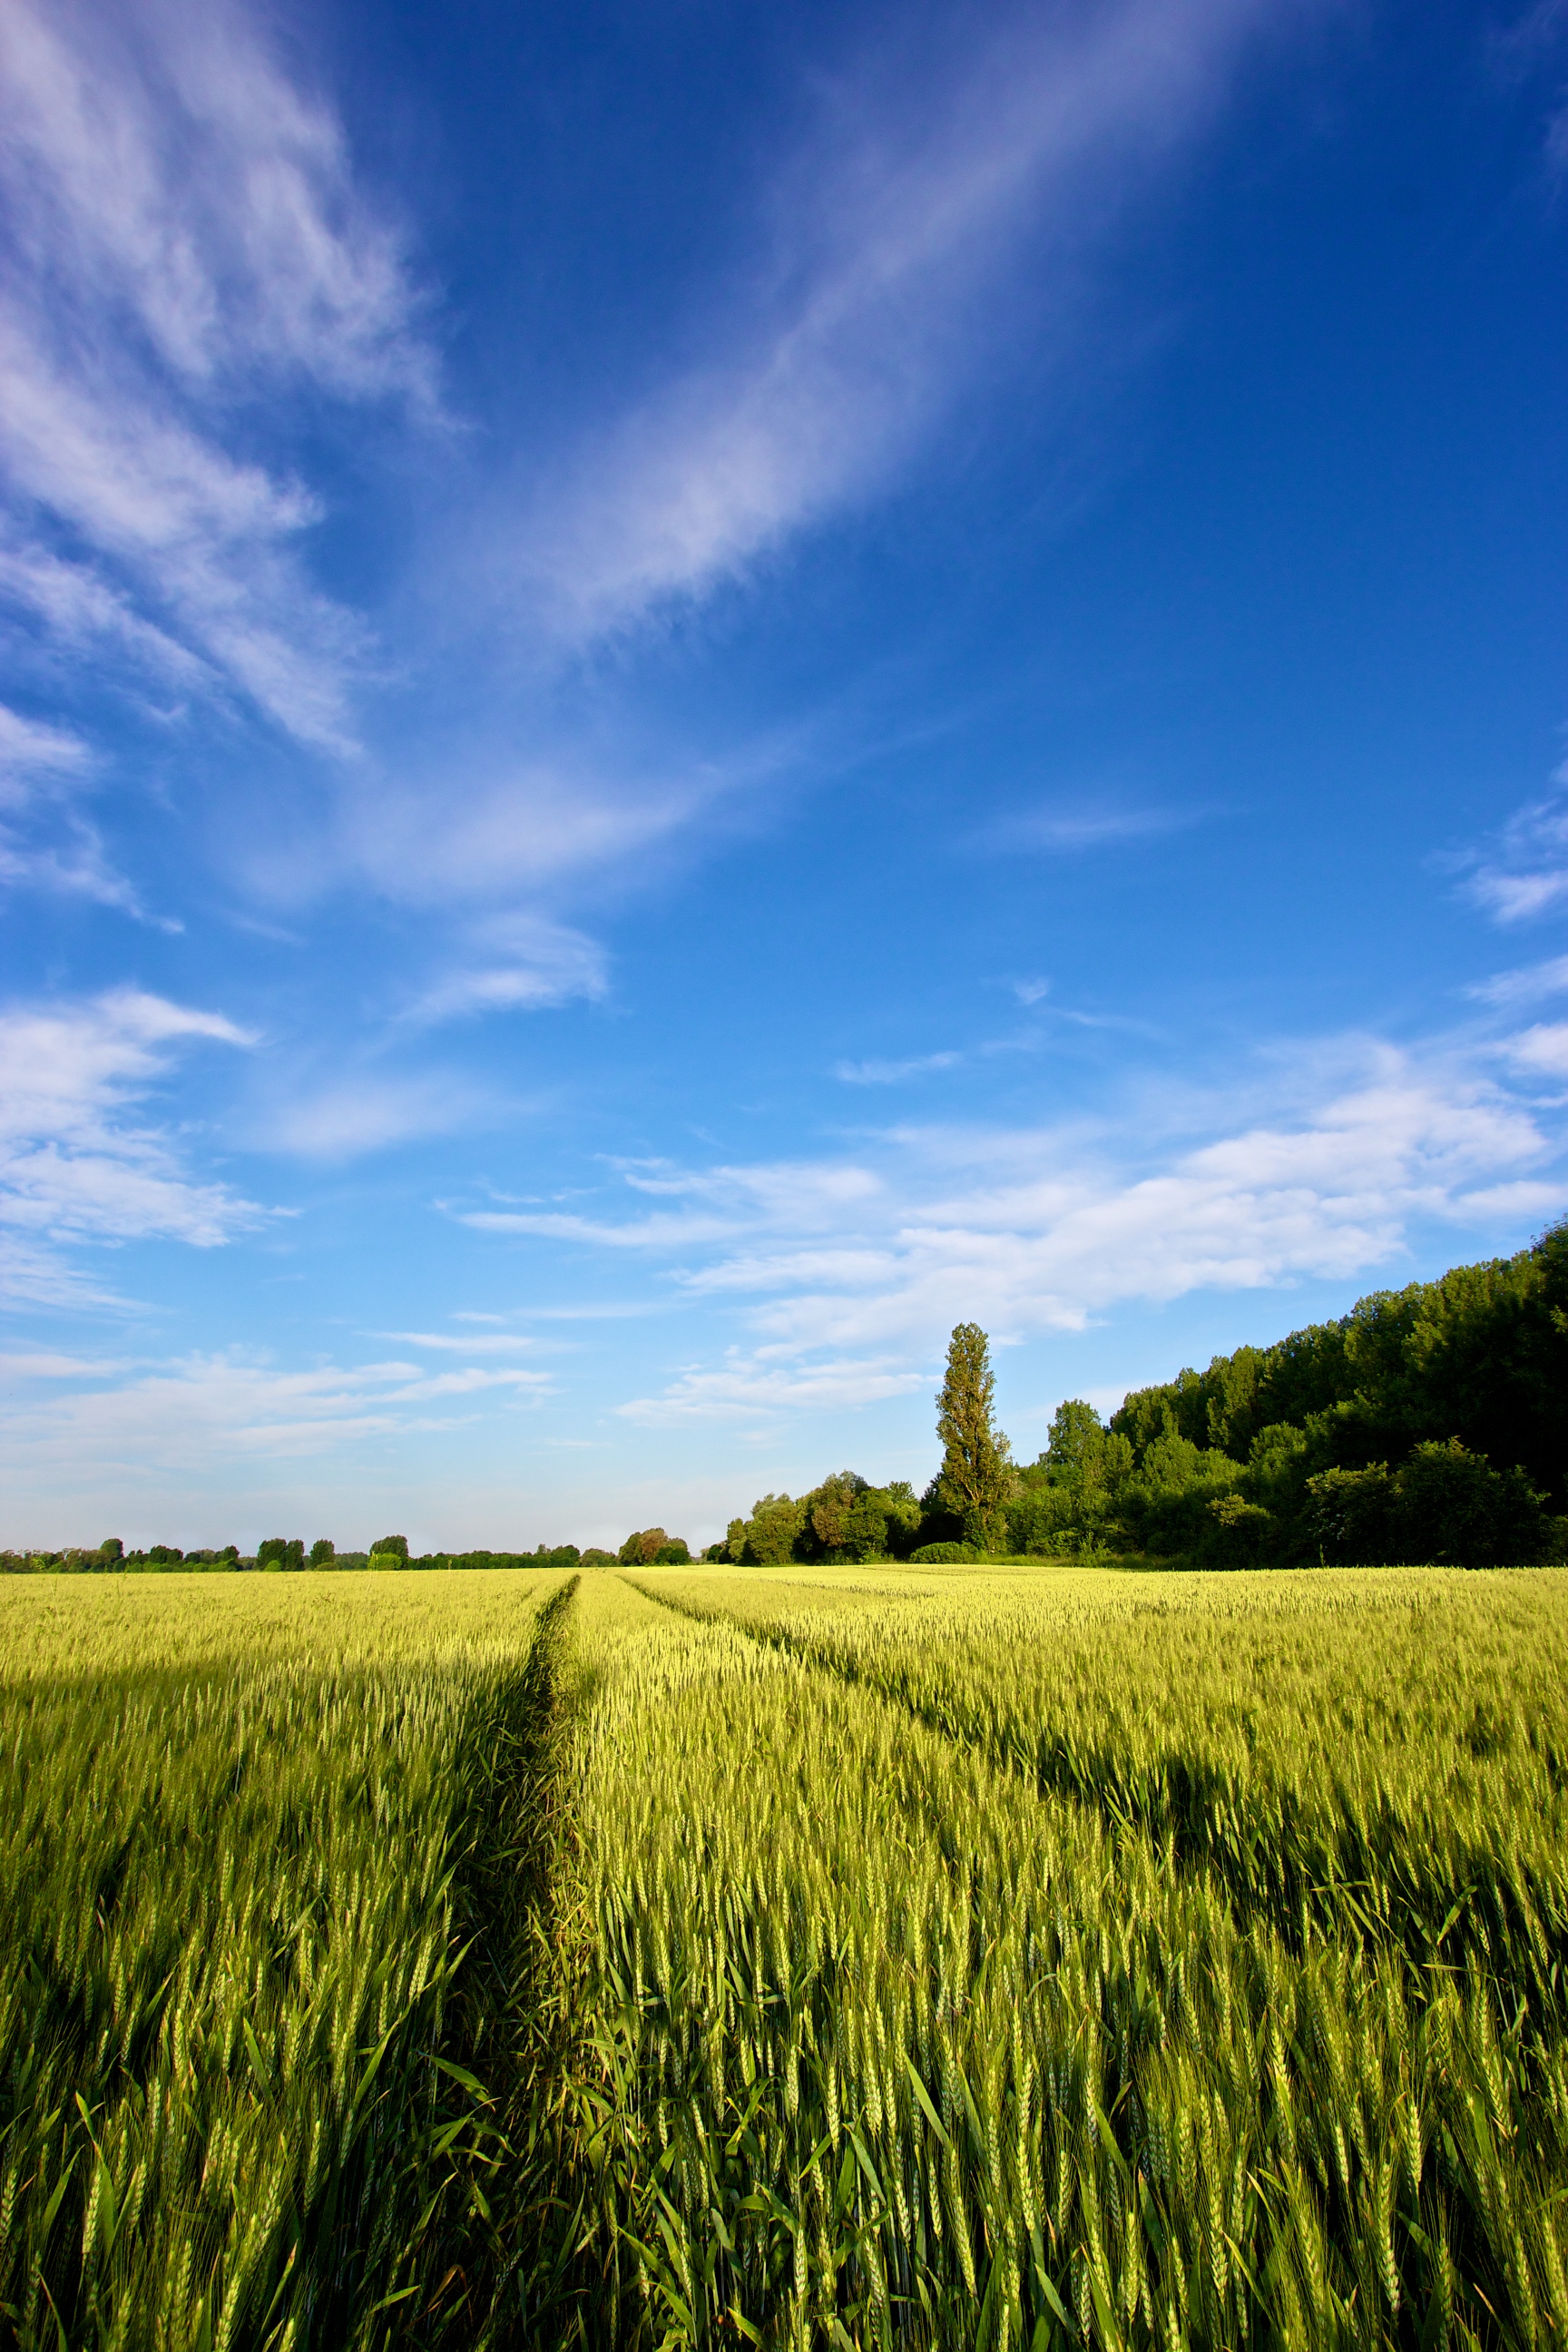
<box><xmin>4</xmin><ymin>1561</ymin><xmax>1567</xmax><ymax>2351</ymax></box>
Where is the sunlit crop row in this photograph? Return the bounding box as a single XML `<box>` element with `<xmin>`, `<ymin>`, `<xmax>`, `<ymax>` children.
<box><xmin>549</xmin><ymin>1565</ymin><xmax>1568</xmax><ymax>2347</ymax></box>
<box><xmin>0</xmin><ymin>1572</ymin><xmax>556</xmax><ymax>2352</ymax></box>
<box><xmin>5</xmin><ymin>1559</ymin><xmax>1566</xmax><ymax>2349</ymax></box>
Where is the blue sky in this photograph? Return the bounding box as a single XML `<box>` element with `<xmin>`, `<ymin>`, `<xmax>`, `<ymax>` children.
<box><xmin>2</xmin><ymin>0</ymin><xmax>1565</xmax><ymax>1551</ymax></box>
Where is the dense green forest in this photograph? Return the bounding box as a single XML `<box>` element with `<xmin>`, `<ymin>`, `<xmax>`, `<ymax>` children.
<box><xmin>718</xmin><ymin>1220</ymin><xmax>1568</xmax><ymax>1570</ymax></box>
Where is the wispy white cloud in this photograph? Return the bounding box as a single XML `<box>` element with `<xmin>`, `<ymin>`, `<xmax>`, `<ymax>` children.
<box><xmin>1506</xmin><ymin>1022</ymin><xmax>1568</xmax><ymax>1079</ymax></box>
<box><xmin>0</xmin><ymin>0</ymin><xmax>434</xmax><ymax>775</ymax></box>
<box><xmin>0</xmin><ymin>0</ymin><xmax>1315</xmax><ymax>946</ymax></box>
<box><xmin>0</xmin><ymin>1348</ymin><xmax>134</xmax><ymax>1377</ymax></box>
<box><xmin>0</xmin><ymin>0</ymin><xmax>1305</xmax><ymax>928</ymax></box>
<box><xmin>0</xmin><ymin>701</ymin><xmax>151</xmax><ymax>913</ymax></box>
<box><xmin>0</xmin><ymin>1347</ymin><xmax>550</xmax><ymax>1482</ymax></box>
<box><xmin>463</xmin><ymin>1206</ymin><xmax>745</xmax><ymax>1250</ymax></box>
<box><xmin>985</xmin><ymin>802</ymin><xmax>1193</xmax><ymax>852</ymax></box>
<box><xmin>618</xmin><ymin>1354</ymin><xmax>929</xmax><ymax>1426</ymax></box>
<box><xmin>0</xmin><ymin>986</ymin><xmax>259</xmax><ymax>1302</ymax></box>
<box><xmin>462</xmin><ymin>1153</ymin><xmax>886</xmax><ymax>1249</ymax></box>
<box><xmin>1488</xmin><ymin>0</ymin><xmax>1568</xmax><ymax>180</ymax></box>
<box><xmin>1467</xmin><ymin>953</ymin><xmax>1568</xmax><ymax>1007</ymax></box>
<box><xmin>473</xmin><ymin>1042</ymin><xmax>1565</xmax><ymax>1418</ymax></box>
<box><xmin>264</xmin><ymin>1073</ymin><xmax>492</xmax><ymax>1161</ymax></box>
<box><xmin>1462</xmin><ymin>766</ymin><xmax>1568</xmax><ymax>924</ymax></box>
<box><xmin>0</xmin><ymin>987</ymin><xmax>248</xmax><ymax>1151</ymax></box>
<box><xmin>829</xmin><ymin>1006</ymin><xmax>1142</xmax><ymax>1086</ymax></box>
<box><xmin>377</xmin><ymin>1363</ymin><xmax>551</xmax><ymax>1402</ymax></box>
<box><xmin>348</xmin><ymin>0</ymin><xmax>1286</xmax><ymax>913</ymax></box>
<box><xmin>835</xmin><ymin>1051</ymin><xmax>962</xmax><ymax>1084</ymax></box>
<box><xmin>511</xmin><ymin>0</ymin><xmax>1304</xmax><ymax>639</ymax></box>
<box><xmin>405</xmin><ymin>916</ymin><xmax>609</xmax><ymax>1025</ymax></box>
<box><xmin>377</xmin><ymin>1329</ymin><xmax>540</xmax><ymax>1355</ymax></box>
<box><xmin>0</xmin><ymin>0</ymin><xmax>429</xmax><ymax>397</ymax></box>
<box><xmin>0</xmin><ymin>814</ymin><xmax>156</xmax><ymax>917</ymax></box>
<box><xmin>0</xmin><ymin>532</ymin><xmax>213</xmax><ymax>695</ymax></box>
<box><xmin>338</xmin><ymin>735</ymin><xmax>738</xmax><ymax>911</ymax></box>
<box><xmin>0</xmin><ymin>701</ymin><xmax>91</xmax><ymax>804</ymax></box>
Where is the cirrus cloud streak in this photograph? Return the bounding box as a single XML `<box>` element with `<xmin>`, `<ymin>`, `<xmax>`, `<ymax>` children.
<box><xmin>0</xmin><ymin>985</ymin><xmax>259</xmax><ymax>1302</ymax></box>
<box><xmin>501</xmin><ymin>1041</ymin><xmax>1568</xmax><ymax>1420</ymax></box>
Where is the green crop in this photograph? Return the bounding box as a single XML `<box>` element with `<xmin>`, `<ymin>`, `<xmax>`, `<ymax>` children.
<box><xmin>546</xmin><ymin>1565</ymin><xmax>1568</xmax><ymax>2348</ymax></box>
<box><xmin>0</xmin><ymin>1570</ymin><xmax>566</xmax><ymax>2352</ymax></box>
<box><xmin>5</xmin><ymin>1559</ymin><xmax>1566</xmax><ymax>2349</ymax></box>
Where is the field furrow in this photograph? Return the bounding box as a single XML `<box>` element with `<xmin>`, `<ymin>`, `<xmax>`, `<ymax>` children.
<box><xmin>632</xmin><ymin>1565</ymin><xmax>1568</xmax><ymax>2021</ymax></box>
<box><xmin>0</xmin><ymin>1571</ymin><xmax>568</xmax><ymax>2352</ymax></box>
<box><xmin>7</xmin><ymin>1559</ymin><xmax>1567</xmax><ymax>2351</ymax></box>
<box><xmin>533</xmin><ymin>1568</ymin><xmax>1568</xmax><ymax>2350</ymax></box>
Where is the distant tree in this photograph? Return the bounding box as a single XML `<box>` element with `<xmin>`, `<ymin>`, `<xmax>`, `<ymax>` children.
<box><xmin>1394</xmin><ymin>1438</ymin><xmax>1548</xmax><ymax>1565</ymax></box>
<box><xmin>808</xmin><ymin>1472</ymin><xmax>867</xmax><ymax>1555</ymax></box>
<box><xmin>98</xmin><ymin>1537</ymin><xmax>123</xmax><ymax>1563</ymax></box>
<box><xmin>309</xmin><ymin>1538</ymin><xmax>336</xmax><ymax>1566</ymax></box>
<box><xmin>258</xmin><ymin>1537</ymin><xmax>289</xmax><ymax>1571</ymax></box>
<box><xmin>1038</xmin><ymin>1404</ymin><xmax>1132</xmax><ymax>1528</ymax></box>
<box><xmin>652</xmin><ymin>1539</ymin><xmax>691</xmax><ymax>1565</ymax></box>
<box><xmin>878</xmin><ymin>1488</ymin><xmax>923</xmax><ymax>1557</ymax></box>
<box><xmin>580</xmin><ymin>1547</ymin><xmax>616</xmax><ymax>1565</ymax></box>
<box><xmin>369</xmin><ymin>1534</ymin><xmax>409</xmax><ymax>1560</ymax></box>
<box><xmin>618</xmin><ymin>1527</ymin><xmax>668</xmax><ymax>1565</ymax></box>
<box><xmin>935</xmin><ymin>1324</ymin><xmax>1015</xmax><ymax>1550</ymax></box>
<box><xmin>146</xmin><ymin>1544</ymin><xmax>184</xmax><ymax>1564</ymax></box>
<box><xmin>745</xmin><ymin>1495</ymin><xmax>807</xmax><ymax>1564</ymax></box>
<box><xmin>1132</xmin><ymin>1426</ymin><xmax>1217</xmax><ymax>1496</ymax></box>
<box><xmin>841</xmin><ymin>1491</ymin><xmax>891</xmax><ymax>1561</ymax></box>
<box><xmin>724</xmin><ymin>1517</ymin><xmax>749</xmax><ymax>1563</ymax></box>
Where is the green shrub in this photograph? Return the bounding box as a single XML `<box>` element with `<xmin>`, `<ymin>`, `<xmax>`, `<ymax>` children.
<box><xmin>910</xmin><ymin>1541</ymin><xmax>979</xmax><ymax>1563</ymax></box>
<box><xmin>1306</xmin><ymin>1440</ymin><xmax>1553</xmax><ymax>1566</ymax></box>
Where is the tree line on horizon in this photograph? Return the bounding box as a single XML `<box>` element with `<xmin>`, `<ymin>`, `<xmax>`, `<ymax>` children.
<box><xmin>714</xmin><ymin>1219</ymin><xmax>1568</xmax><ymax>1571</ymax></box>
<box><xmin>0</xmin><ymin>1534</ymin><xmax>622</xmax><ymax>1576</ymax></box>
<box><xmin>7</xmin><ymin>1220</ymin><xmax>1564</xmax><ymax>1573</ymax></box>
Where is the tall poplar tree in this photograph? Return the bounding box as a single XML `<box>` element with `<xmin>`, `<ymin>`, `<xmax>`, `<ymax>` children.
<box><xmin>936</xmin><ymin>1322</ymin><xmax>1014</xmax><ymax>1549</ymax></box>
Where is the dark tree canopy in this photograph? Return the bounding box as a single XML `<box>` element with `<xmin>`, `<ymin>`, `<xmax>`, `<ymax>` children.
<box><xmin>1006</xmin><ymin>1220</ymin><xmax>1568</xmax><ymax>1567</ymax></box>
